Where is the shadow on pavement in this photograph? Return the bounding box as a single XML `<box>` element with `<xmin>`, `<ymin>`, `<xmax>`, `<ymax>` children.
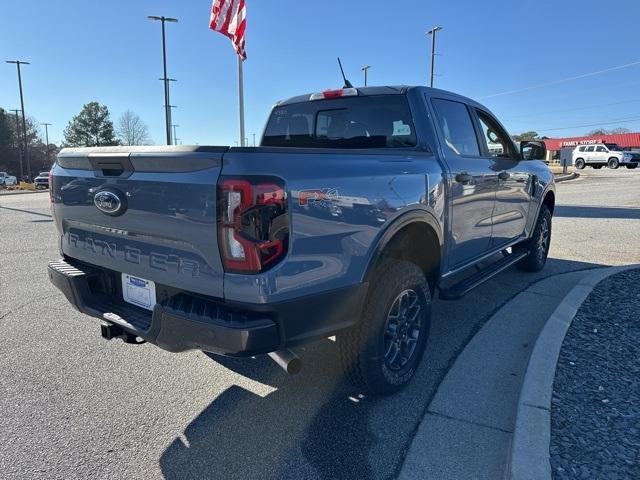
<box><xmin>554</xmin><ymin>205</ymin><xmax>640</xmax><ymax>220</ymax></box>
<box><xmin>159</xmin><ymin>339</ymin><xmax>377</xmax><ymax>480</ymax></box>
<box><xmin>158</xmin><ymin>258</ymin><xmax>605</xmax><ymax>480</ymax></box>
<box><xmin>0</xmin><ymin>205</ymin><xmax>53</xmax><ymax>218</ymax></box>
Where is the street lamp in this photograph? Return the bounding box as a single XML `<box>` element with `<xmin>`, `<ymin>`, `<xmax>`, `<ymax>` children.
<box><xmin>361</xmin><ymin>65</ymin><xmax>371</xmax><ymax>87</ymax></box>
<box><xmin>10</xmin><ymin>109</ymin><xmax>23</xmax><ymax>178</ymax></box>
<box><xmin>6</xmin><ymin>60</ymin><xmax>31</xmax><ymax>180</ymax></box>
<box><xmin>41</xmin><ymin>123</ymin><xmax>52</xmax><ymax>167</ymax></box>
<box><xmin>426</xmin><ymin>26</ymin><xmax>443</xmax><ymax>88</ymax></box>
<box><xmin>148</xmin><ymin>15</ymin><xmax>178</xmax><ymax>145</ymax></box>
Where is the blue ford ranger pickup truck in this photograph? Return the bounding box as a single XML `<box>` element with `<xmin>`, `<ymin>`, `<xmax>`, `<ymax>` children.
<box><xmin>48</xmin><ymin>86</ymin><xmax>554</xmax><ymax>395</ymax></box>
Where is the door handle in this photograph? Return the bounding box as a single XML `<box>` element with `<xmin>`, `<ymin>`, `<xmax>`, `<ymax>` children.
<box><xmin>455</xmin><ymin>172</ymin><xmax>472</xmax><ymax>184</ymax></box>
<box><xmin>498</xmin><ymin>171</ymin><xmax>510</xmax><ymax>181</ymax></box>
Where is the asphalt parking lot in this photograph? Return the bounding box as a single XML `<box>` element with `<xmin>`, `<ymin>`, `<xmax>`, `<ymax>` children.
<box><xmin>1</xmin><ymin>168</ymin><xmax>639</xmax><ymax>480</ymax></box>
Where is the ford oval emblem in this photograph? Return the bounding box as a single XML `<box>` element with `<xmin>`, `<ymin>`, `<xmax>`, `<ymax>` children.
<box><xmin>94</xmin><ymin>189</ymin><xmax>127</xmax><ymax>216</ymax></box>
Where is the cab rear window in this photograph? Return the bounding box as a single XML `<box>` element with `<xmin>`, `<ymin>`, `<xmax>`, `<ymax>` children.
<box><xmin>262</xmin><ymin>95</ymin><xmax>418</xmax><ymax>149</ymax></box>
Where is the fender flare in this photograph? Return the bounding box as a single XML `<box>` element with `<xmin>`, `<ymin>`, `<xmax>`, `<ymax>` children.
<box><xmin>361</xmin><ymin>208</ymin><xmax>444</xmax><ymax>283</ymax></box>
<box><xmin>528</xmin><ymin>184</ymin><xmax>556</xmax><ymax>234</ymax></box>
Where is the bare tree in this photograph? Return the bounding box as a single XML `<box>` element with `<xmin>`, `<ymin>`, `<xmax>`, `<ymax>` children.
<box><xmin>116</xmin><ymin>110</ymin><xmax>151</xmax><ymax>146</ymax></box>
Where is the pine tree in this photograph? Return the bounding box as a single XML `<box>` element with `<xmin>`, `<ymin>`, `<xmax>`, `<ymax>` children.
<box><xmin>63</xmin><ymin>102</ymin><xmax>119</xmax><ymax>147</ymax></box>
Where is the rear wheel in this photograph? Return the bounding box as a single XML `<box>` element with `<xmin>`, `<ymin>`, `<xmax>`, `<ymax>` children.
<box><xmin>575</xmin><ymin>159</ymin><xmax>585</xmax><ymax>169</ymax></box>
<box><xmin>608</xmin><ymin>157</ymin><xmax>620</xmax><ymax>169</ymax></box>
<box><xmin>517</xmin><ymin>205</ymin><xmax>552</xmax><ymax>272</ymax></box>
<box><xmin>338</xmin><ymin>260</ymin><xmax>431</xmax><ymax>395</ymax></box>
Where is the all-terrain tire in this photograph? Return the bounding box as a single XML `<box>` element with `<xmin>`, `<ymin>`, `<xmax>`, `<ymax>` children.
<box><xmin>517</xmin><ymin>205</ymin><xmax>552</xmax><ymax>272</ymax></box>
<box><xmin>337</xmin><ymin>260</ymin><xmax>431</xmax><ymax>396</ymax></box>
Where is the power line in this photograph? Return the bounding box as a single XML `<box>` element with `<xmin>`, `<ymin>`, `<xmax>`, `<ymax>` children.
<box><xmin>535</xmin><ymin>116</ymin><xmax>640</xmax><ymax>133</ymax></box>
<box><xmin>503</xmin><ymin>98</ymin><xmax>640</xmax><ymax>122</ymax></box>
<box><xmin>479</xmin><ymin>60</ymin><xmax>640</xmax><ymax>100</ymax></box>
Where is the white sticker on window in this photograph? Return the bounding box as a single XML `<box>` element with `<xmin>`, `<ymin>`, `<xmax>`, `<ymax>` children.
<box><xmin>393</xmin><ymin>120</ymin><xmax>411</xmax><ymax>136</ymax></box>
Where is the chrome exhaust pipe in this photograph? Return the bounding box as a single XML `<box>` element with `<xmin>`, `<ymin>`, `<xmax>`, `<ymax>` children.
<box><xmin>268</xmin><ymin>349</ymin><xmax>302</xmax><ymax>375</ymax></box>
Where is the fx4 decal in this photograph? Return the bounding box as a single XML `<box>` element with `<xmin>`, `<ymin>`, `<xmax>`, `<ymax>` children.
<box><xmin>298</xmin><ymin>188</ymin><xmax>340</xmax><ymax>206</ymax></box>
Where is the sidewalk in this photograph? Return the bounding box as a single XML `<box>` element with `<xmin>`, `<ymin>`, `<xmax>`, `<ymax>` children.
<box><xmin>550</xmin><ymin>269</ymin><xmax>640</xmax><ymax>479</ymax></box>
<box><xmin>398</xmin><ymin>269</ymin><xmax>595</xmax><ymax>480</ymax></box>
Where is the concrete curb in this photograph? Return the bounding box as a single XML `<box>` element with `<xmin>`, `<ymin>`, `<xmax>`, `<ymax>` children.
<box><xmin>553</xmin><ymin>172</ymin><xmax>579</xmax><ymax>183</ymax></box>
<box><xmin>507</xmin><ymin>264</ymin><xmax>640</xmax><ymax>480</ymax></box>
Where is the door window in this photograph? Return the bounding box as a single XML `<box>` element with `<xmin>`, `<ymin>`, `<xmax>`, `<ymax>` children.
<box><xmin>596</xmin><ymin>146</ymin><xmax>607</xmax><ymax>152</ymax></box>
<box><xmin>431</xmin><ymin>98</ymin><xmax>480</xmax><ymax>156</ymax></box>
<box><xmin>476</xmin><ymin>110</ymin><xmax>517</xmax><ymax>159</ymax></box>
<box><xmin>586</xmin><ymin>146</ymin><xmax>595</xmax><ymax>152</ymax></box>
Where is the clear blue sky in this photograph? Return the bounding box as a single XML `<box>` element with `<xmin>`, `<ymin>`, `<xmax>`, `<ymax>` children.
<box><xmin>2</xmin><ymin>0</ymin><xmax>640</xmax><ymax>146</ymax></box>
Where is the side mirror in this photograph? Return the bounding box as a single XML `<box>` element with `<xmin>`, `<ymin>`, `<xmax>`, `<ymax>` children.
<box><xmin>520</xmin><ymin>141</ymin><xmax>546</xmax><ymax>161</ymax></box>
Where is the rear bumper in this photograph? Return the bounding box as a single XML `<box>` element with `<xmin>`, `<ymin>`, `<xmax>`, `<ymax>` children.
<box><xmin>48</xmin><ymin>258</ymin><xmax>367</xmax><ymax>356</ymax></box>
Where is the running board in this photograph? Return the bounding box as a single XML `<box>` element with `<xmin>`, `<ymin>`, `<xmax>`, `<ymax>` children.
<box><xmin>439</xmin><ymin>250</ymin><xmax>529</xmax><ymax>301</ymax></box>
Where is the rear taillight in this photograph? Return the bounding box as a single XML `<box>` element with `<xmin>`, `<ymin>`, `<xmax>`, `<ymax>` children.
<box><xmin>217</xmin><ymin>177</ymin><xmax>288</xmax><ymax>273</ymax></box>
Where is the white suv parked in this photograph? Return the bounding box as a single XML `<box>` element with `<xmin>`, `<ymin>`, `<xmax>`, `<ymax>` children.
<box><xmin>572</xmin><ymin>143</ymin><xmax>639</xmax><ymax>170</ymax></box>
<box><xmin>0</xmin><ymin>172</ymin><xmax>18</xmax><ymax>186</ymax></box>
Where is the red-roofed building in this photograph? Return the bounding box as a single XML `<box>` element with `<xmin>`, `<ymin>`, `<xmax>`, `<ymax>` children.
<box><xmin>543</xmin><ymin>133</ymin><xmax>640</xmax><ymax>152</ymax></box>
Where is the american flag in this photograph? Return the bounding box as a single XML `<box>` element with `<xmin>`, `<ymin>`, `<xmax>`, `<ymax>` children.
<box><xmin>209</xmin><ymin>0</ymin><xmax>247</xmax><ymax>60</ymax></box>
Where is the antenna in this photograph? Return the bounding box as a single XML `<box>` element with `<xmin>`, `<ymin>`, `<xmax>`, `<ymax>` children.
<box><xmin>337</xmin><ymin>57</ymin><xmax>354</xmax><ymax>89</ymax></box>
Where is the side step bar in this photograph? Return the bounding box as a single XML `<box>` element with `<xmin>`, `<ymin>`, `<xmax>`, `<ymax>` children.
<box><xmin>439</xmin><ymin>250</ymin><xmax>529</xmax><ymax>301</ymax></box>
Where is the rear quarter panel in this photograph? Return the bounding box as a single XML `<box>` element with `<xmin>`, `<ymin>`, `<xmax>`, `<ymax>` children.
<box><xmin>221</xmin><ymin>148</ymin><xmax>446</xmax><ymax>303</ymax></box>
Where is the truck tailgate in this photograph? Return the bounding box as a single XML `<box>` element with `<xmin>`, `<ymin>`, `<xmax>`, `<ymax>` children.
<box><xmin>51</xmin><ymin>147</ymin><xmax>227</xmax><ymax>299</ymax></box>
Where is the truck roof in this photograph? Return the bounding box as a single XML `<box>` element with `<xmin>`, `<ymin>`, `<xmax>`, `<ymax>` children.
<box><xmin>276</xmin><ymin>85</ymin><xmax>484</xmax><ymax>110</ymax></box>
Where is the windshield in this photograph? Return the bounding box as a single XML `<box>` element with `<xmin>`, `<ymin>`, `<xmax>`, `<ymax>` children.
<box><xmin>604</xmin><ymin>143</ymin><xmax>621</xmax><ymax>151</ymax></box>
<box><xmin>262</xmin><ymin>95</ymin><xmax>418</xmax><ymax>149</ymax></box>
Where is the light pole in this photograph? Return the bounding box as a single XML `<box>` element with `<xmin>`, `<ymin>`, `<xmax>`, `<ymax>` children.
<box><xmin>252</xmin><ymin>133</ymin><xmax>256</xmax><ymax>147</ymax></box>
<box><xmin>6</xmin><ymin>60</ymin><xmax>31</xmax><ymax>180</ymax></box>
<box><xmin>10</xmin><ymin>109</ymin><xmax>23</xmax><ymax>179</ymax></box>
<box><xmin>426</xmin><ymin>26</ymin><xmax>443</xmax><ymax>88</ymax></box>
<box><xmin>361</xmin><ymin>65</ymin><xmax>371</xmax><ymax>87</ymax></box>
<box><xmin>148</xmin><ymin>15</ymin><xmax>178</xmax><ymax>145</ymax></box>
<box><xmin>41</xmin><ymin>123</ymin><xmax>52</xmax><ymax>167</ymax></box>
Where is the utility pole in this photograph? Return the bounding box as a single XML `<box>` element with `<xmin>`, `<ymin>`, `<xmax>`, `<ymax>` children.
<box><xmin>10</xmin><ymin>109</ymin><xmax>23</xmax><ymax>179</ymax></box>
<box><xmin>148</xmin><ymin>15</ymin><xmax>178</xmax><ymax>145</ymax></box>
<box><xmin>159</xmin><ymin>77</ymin><xmax>177</xmax><ymax>143</ymax></box>
<box><xmin>172</xmin><ymin>124</ymin><xmax>179</xmax><ymax>145</ymax></box>
<box><xmin>6</xmin><ymin>60</ymin><xmax>31</xmax><ymax>180</ymax></box>
<box><xmin>361</xmin><ymin>65</ymin><xmax>371</xmax><ymax>87</ymax></box>
<box><xmin>426</xmin><ymin>26</ymin><xmax>443</xmax><ymax>88</ymax></box>
<box><xmin>41</xmin><ymin>123</ymin><xmax>52</xmax><ymax>167</ymax></box>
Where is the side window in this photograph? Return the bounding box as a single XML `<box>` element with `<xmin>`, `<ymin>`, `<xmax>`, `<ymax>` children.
<box><xmin>586</xmin><ymin>146</ymin><xmax>595</xmax><ymax>152</ymax></box>
<box><xmin>476</xmin><ymin>110</ymin><xmax>517</xmax><ymax>159</ymax></box>
<box><xmin>431</xmin><ymin>98</ymin><xmax>480</xmax><ymax>156</ymax></box>
<box><xmin>596</xmin><ymin>146</ymin><xmax>607</xmax><ymax>152</ymax></box>
<box><xmin>578</xmin><ymin>146</ymin><xmax>586</xmax><ymax>152</ymax></box>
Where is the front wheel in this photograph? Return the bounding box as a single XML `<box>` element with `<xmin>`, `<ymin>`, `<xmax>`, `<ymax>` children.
<box><xmin>338</xmin><ymin>260</ymin><xmax>431</xmax><ymax>396</ymax></box>
<box><xmin>574</xmin><ymin>159</ymin><xmax>586</xmax><ymax>169</ymax></box>
<box><xmin>608</xmin><ymin>157</ymin><xmax>620</xmax><ymax>169</ymax></box>
<box><xmin>517</xmin><ymin>205</ymin><xmax>552</xmax><ymax>272</ymax></box>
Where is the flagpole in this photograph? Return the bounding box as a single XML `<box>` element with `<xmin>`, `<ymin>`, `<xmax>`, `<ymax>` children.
<box><xmin>238</xmin><ymin>56</ymin><xmax>246</xmax><ymax>147</ymax></box>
